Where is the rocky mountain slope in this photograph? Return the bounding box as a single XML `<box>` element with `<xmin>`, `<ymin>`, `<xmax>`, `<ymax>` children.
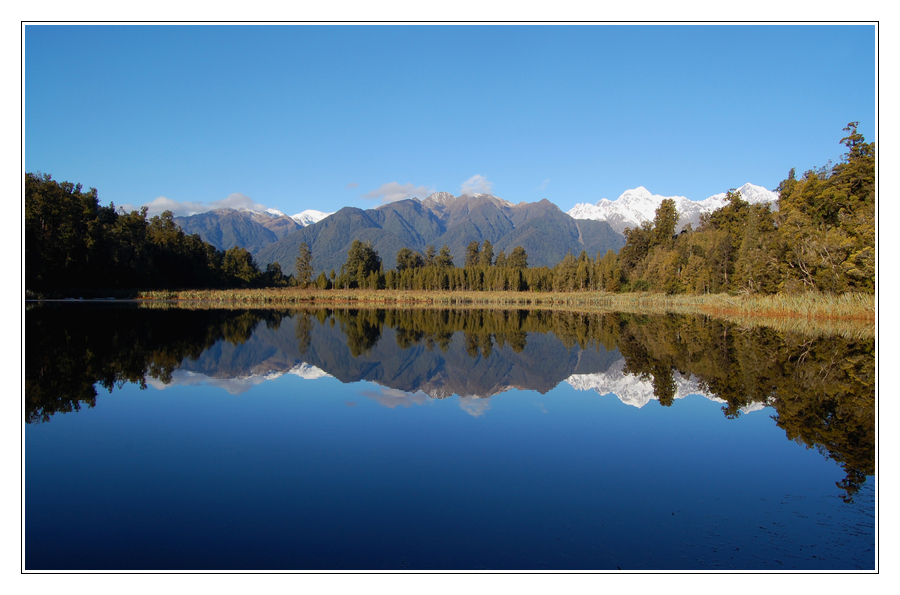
<box><xmin>256</xmin><ymin>193</ymin><xmax>625</xmax><ymax>276</ymax></box>
<box><xmin>173</xmin><ymin>208</ymin><xmax>331</xmax><ymax>253</ymax></box>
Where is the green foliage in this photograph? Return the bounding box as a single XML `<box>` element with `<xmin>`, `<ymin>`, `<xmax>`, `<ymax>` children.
<box><xmin>25</xmin><ymin>173</ymin><xmax>269</xmax><ymax>291</ymax></box>
<box><xmin>396</xmin><ymin>247</ymin><xmax>425</xmax><ymax>272</ymax></box>
<box><xmin>222</xmin><ymin>247</ymin><xmax>261</xmax><ymax>287</ymax></box>
<box><xmin>264</xmin><ymin>261</ymin><xmax>290</xmax><ymax>287</ymax></box>
<box><xmin>507</xmin><ymin>246</ymin><xmax>528</xmax><ymax>269</ymax></box>
<box><xmin>612</xmin><ymin>123</ymin><xmax>874</xmax><ymax>296</ymax></box>
<box><xmin>295</xmin><ymin>242</ymin><xmax>314</xmax><ymax>288</ymax></box>
<box><xmin>651</xmin><ymin>198</ymin><xmax>679</xmax><ymax>248</ymax></box>
<box><xmin>465</xmin><ymin>240</ymin><xmax>481</xmax><ymax>267</ymax></box>
<box><xmin>436</xmin><ymin>245</ymin><xmax>455</xmax><ymax>268</ymax></box>
<box><xmin>341</xmin><ymin>240</ymin><xmax>382</xmax><ymax>289</ymax></box>
<box><xmin>479</xmin><ymin>240</ymin><xmax>494</xmax><ymax>267</ymax></box>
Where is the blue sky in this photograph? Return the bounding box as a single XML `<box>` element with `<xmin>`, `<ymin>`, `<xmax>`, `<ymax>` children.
<box><xmin>24</xmin><ymin>24</ymin><xmax>876</xmax><ymax>217</ymax></box>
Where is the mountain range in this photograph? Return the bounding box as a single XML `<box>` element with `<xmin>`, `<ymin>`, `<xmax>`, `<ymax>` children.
<box><xmin>566</xmin><ymin>182</ymin><xmax>779</xmax><ymax>234</ymax></box>
<box><xmin>254</xmin><ymin>193</ymin><xmax>625</xmax><ymax>276</ymax></box>
<box><xmin>144</xmin><ymin>312</ymin><xmax>766</xmax><ymax>416</ymax></box>
<box><xmin>171</xmin><ymin>184</ymin><xmax>778</xmax><ymax>275</ymax></box>
<box><xmin>173</xmin><ymin>208</ymin><xmax>331</xmax><ymax>254</ymax></box>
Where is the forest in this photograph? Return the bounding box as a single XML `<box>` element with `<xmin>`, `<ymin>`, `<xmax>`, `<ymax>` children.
<box><xmin>318</xmin><ymin>123</ymin><xmax>873</xmax><ymax>295</ymax></box>
<box><xmin>610</xmin><ymin>123</ymin><xmax>875</xmax><ymax>295</ymax></box>
<box><xmin>25</xmin><ymin>123</ymin><xmax>874</xmax><ymax>296</ymax></box>
<box><xmin>24</xmin><ymin>173</ymin><xmax>287</xmax><ymax>292</ymax></box>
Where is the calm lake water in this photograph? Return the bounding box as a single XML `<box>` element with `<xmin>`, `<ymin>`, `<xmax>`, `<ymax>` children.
<box><xmin>25</xmin><ymin>302</ymin><xmax>875</xmax><ymax>571</ymax></box>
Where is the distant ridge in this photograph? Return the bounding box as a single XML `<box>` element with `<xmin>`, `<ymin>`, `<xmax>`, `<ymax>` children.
<box><xmin>254</xmin><ymin>192</ymin><xmax>625</xmax><ymax>276</ymax></box>
<box><xmin>173</xmin><ymin>207</ymin><xmax>332</xmax><ymax>253</ymax></box>
<box><xmin>171</xmin><ymin>184</ymin><xmax>778</xmax><ymax>274</ymax></box>
<box><xmin>567</xmin><ymin>183</ymin><xmax>779</xmax><ymax>234</ymax></box>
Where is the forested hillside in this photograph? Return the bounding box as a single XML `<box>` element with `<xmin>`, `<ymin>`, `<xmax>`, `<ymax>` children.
<box><xmin>255</xmin><ymin>194</ymin><xmax>625</xmax><ymax>276</ymax></box>
<box><xmin>600</xmin><ymin>123</ymin><xmax>875</xmax><ymax>294</ymax></box>
<box><xmin>25</xmin><ymin>124</ymin><xmax>873</xmax><ymax>297</ymax></box>
<box><xmin>24</xmin><ymin>173</ymin><xmax>281</xmax><ymax>292</ymax></box>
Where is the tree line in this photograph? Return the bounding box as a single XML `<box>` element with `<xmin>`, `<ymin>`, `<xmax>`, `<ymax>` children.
<box><xmin>611</xmin><ymin>123</ymin><xmax>875</xmax><ymax>294</ymax></box>
<box><xmin>25</xmin><ymin>172</ymin><xmax>288</xmax><ymax>292</ymax></box>
<box><xmin>27</xmin><ymin>302</ymin><xmax>873</xmax><ymax>502</ymax></box>
<box><xmin>298</xmin><ymin>236</ymin><xmax>640</xmax><ymax>293</ymax></box>
<box><xmin>298</xmin><ymin>124</ymin><xmax>873</xmax><ymax>296</ymax></box>
<box><xmin>26</xmin><ymin>123</ymin><xmax>873</xmax><ymax>295</ymax></box>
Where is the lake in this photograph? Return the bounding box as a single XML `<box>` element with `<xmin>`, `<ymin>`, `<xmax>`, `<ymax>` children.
<box><xmin>24</xmin><ymin>302</ymin><xmax>876</xmax><ymax>571</ymax></box>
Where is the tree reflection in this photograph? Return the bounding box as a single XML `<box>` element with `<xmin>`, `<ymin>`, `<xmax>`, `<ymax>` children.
<box><xmin>605</xmin><ymin>312</ymin><xmax>874</xmax><ymax>502</ymax></box>
<box><xmin>26</xmin><ymin>304</ymin><xmax>874</xmax><ymax>501</ymax></box>
<box><xmin>25</xmin><ymin>303</ymin><xmax>291</xmax><ymax>424</ymax></box>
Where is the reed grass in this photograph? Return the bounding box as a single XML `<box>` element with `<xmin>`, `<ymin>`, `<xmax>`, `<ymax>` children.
<box><xmin>135</xmin><ymin>288</ymin><xmax>874</xmax><ymax>338</ymax></box>
<box><xmin>136</xmin><ymin>287</ymin><xmax>874</xmax><ymax>316</ymax></box>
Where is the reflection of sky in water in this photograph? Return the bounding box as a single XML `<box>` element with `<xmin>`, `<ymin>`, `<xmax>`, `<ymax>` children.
<box><xmin>27</xmin><ymin>367</ymin><xmax>873</xmax><ymax>570</ymax></box>
<box><xmin>25</xmin><ymin>306</ymin><xmax>874</xmax><ymax>570</ymax></box>
<box><xmin>359</xmin><ymin>387</ymin><xmax>432</xmax><ymax>409</ymax></box>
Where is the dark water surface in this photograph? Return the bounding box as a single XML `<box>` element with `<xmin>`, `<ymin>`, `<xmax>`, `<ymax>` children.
<box><xmin>25</xmin><ymin>302</ymin><xmax>875</xmax><ymax>570</ymax></box>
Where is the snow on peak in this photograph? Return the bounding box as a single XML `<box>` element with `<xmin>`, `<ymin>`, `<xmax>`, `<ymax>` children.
<box><xmin>709</xmin><ymin>182</ymin><xmax>779</xmax><ymax>205</ymax></box>
<box><xmin>567</xmin><ymin>184</ymin><xmax>779</xmax><ymax>234</ymax></box>
<box><xmin>288</xmin><ymin>363</ymin><xmax>331</xmax><ymax>380</ymax></box>
<box><xmin>423</xmin><ymin>191</ymin><xmax>514</xmax><ymax>209</ymax></box>
<box><xmin>565</xmin><ymin>358</ymin><xmax>767</xmax><ymax>413</ymax></box>
<box><xmin>423</xmin><ymin>191</ymin><xmax>458</xmax><ymax>206</ymax></box>
<box><xmin>291</xmin><ymin>209</ymin><xmax>333</xmax><ymax>227</ymax></box>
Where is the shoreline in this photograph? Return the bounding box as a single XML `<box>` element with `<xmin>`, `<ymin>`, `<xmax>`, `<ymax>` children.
<box><xmin>27</xmin><ymin>289</ymin><xmax>875</xmax><ymax>339</ymax></box>
<box><xmin>133</xmin><ymin>288</ymin><xmax>874</xmax><ymax>319</ymax></box>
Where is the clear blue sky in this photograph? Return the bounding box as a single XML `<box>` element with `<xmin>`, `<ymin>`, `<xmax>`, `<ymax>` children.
<box><xmin>24</xmin><ymin>24</ymin><xmax>876</xmax><ymax>217</ymax></box>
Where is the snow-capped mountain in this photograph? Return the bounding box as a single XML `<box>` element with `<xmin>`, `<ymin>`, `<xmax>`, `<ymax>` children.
<box><xmin>146</xmin><ymin>362</ymin><xmax>331</xmax><ymax>395</ymax></box>
<box><xmin>568</xmin><ymin>183</ymin><xmax>779</xmax><ymax>234</ymax></box>
<box><xmin>174</xmin><ymin>206</ymin><xmax>334</xmax><ymax>254</ymax></box>
<box><xmin>565</xmin><ymin>358</ymin><xmax>768</xmax><ymax>413</ymax></box>
<box><xmin>292</xmin><ymin>209</ymin><xmax>333</xmax><ymax>227</ymax></box>
<box><xmin>421</xmin><ymin>191</ymin><xmax>515</xmax><ymax>209</ymax></box>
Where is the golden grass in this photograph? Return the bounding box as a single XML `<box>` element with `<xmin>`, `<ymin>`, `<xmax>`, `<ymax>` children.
<box><xmin>136</xmin><ymin>288</ymin><xmax>875</xmax><ymax>339</ymax></box>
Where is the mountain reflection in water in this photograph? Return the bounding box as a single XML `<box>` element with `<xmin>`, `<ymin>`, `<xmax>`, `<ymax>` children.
<box><xmin>26</xmin><ymin>303</ymin><xmax>874</xmax><ymax>503</ymax></box>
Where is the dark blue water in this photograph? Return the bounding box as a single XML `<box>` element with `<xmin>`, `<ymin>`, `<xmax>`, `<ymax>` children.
<box><xmin>24</xmin><ymin>306</ymin><xmax>875</xmax><ymax>570</ymax></box>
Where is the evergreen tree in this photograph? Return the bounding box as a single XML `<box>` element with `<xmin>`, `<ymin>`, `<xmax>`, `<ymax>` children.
<box><xmin>508</xmin><ymin>246</ymin><xmax>528</xmax><ymax>269</ymax></box>
<box><xmin>480</xmin><ymin>240</ymin><xmax>494</xmax><ymax>267</ymax></box>
<box><xmin>436</xmin><ymin>245</ymin><xmax>454</xmax><ymax>268</ymax></box>
<box><xmin>651</xmin><ymin>198</ymin><xmax>679</xmax><ymax>248</ymax></box>
<box><xmin>343</xmin><ymin>240</ymin><xmax>381</xmax><ymax>288</ymax></box>
<box><xmin>423</xmin><ymin>245</ymin><xmax>437</xmax><ymax>267</ymax></box>
<box><xmin>465</xmin><ymin>240</ymin><xmax>481</xmax><ymax>267</ymax></box>
<box><xmin>396</xmin><ymin>247</ymin><xmax>424</xmax><ymax>272</ymax></box>
<box><xmin>295</xmin><ymin>242</ymin><xmax>314</xmax><ymax>288</ymax></box>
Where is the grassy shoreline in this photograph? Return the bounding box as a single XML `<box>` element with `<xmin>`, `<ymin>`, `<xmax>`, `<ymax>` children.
<box><xmin>128</xmin><ymin>288</ymin><xmax>874</xmax><ymax>320</ymax></box>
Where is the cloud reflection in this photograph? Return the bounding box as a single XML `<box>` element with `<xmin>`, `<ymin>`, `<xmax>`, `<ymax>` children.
<box><xmin>360</xmin><ymin>387</ymin><xmax>431</xmax><ymax>409</ymax></box>
<box><xmin>458</xmin><ymin>396</ymin><xmax>491</xmax><ymax>418</ymax></box>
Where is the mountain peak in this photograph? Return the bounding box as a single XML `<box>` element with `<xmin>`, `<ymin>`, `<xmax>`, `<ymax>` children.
<box><xmin>422</xmin><ymin>191</ymin><xmax>458</xmax><ymax>206</ymax></box>
<box><xmin>568</xmin><ymin>184</ymin><xmax>778</xmax><ymax>234</ymax></box>
<box><xmin>291</xmin><ymin>209</ymin><xmax>333</xmax><ymax>226</ymax></box>
<box><xmin>422</xmin><ymin>191</ymin><xmax>514</xmax><ymax>209</ymax></box>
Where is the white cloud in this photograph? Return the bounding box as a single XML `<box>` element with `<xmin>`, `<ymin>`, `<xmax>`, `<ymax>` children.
<box><xmin>362</xmin><ymin>181</ymin><xmax>434</xmax><ymax>204</ymax></box>
<box><xmin>210</xmin><ymin>193</ymin><xmax>267</xmax><ymax>212</ymax></box>
<box><xmin>131</xmin><ymin>196</ymin><xmax>208</xmax><ymax>218</ymax></box>
<box><xmin>538</xmin><ymin>179</ymin><xmax>550</xmax><ymax>191</ymax></box>
<box><xmin>124</xmin><ymin>192</ymin><xmax>270</xmax><ymax>218</ymax></box>
<box><xmin>460</xmin><ymin>174</ymin><xmax>492</xmax><ymax>196</ymax></box>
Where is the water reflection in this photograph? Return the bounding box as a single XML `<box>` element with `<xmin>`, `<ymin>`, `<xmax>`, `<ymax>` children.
<box><xmin>25</xmin><ymin>302</ymin><xmax>874</xmax><ymax>502</ymax></box>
